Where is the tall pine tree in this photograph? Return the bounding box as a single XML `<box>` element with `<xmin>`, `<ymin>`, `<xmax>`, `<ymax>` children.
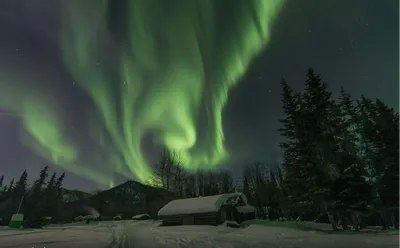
<box><xmin>0</xmin><ymin>175</ymin><xmax>4</xmax><ymax>197</ymax></box>
<box><xmin>7</xmin><ymin>179</ymin><xmax>14</xmax><ymax>194</ymax></box>
<box><xmin>329</xmin><ymin>89</ymin><xmax>374</xmax><ymax>230</ymax></box>
<box><xmin>24</xmin><ymin>166</ymin><xmax>49</xmax><ymax>226</ymax></box>
<box><xmin>279</xmin><ymin>78</ymin><xmax>310</xmax><ymax>211</ymax></box>
<box><xmin>13</xmin><ymin>170</ymin><xmax>28</xmax><ymax>197</ymax></box>
<box><xmin>280</xmin><ymin>69</ymin><xmax>347</xmax><ymax>229</ymax></box>
<box><xmin>358</xmin><ymin>97</ymin><xmax>399</xmax><ymax>229</ymax></box>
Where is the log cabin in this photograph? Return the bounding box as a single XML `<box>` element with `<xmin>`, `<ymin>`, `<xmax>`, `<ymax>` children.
<box><xmin>158</xmin><ymin>193</ymin><xmax>256</xmax><ymax>226</ymax></box>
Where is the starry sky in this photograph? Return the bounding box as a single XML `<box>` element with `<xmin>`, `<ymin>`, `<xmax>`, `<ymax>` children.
<box><xmin>0</xmin><ymin>0</ymin><xmax>398</xmax><ymax>191</ymax></box>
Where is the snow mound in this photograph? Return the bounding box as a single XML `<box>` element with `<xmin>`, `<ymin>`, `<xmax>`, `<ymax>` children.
<box><xmin>82</xmin><ymin>215</ymin><xmax>94</xmax><ymax>220</ymax></box>
<box><xmin>113</xmin><ymin>215</ymin><xmax>122</xmax><ymax>221</ymax></box>
<box><xmin>132</xmin><ymin>214</ymin><xmax>151</xmax><ymax>220</ymax></box>
<box><xmin>221</xmin><ymin>221</ymin><xmax>241</xmax><ymax>228</ymax></box>
<box><xmin>237</xmin><ymin>224</ymin><xmax>317</xmax><ymax>239</ymax></box>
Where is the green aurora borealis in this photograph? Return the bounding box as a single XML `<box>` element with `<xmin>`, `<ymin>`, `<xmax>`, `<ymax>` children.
<box><xmin>0</xmin><ymin>0</ymin><xmax>284</xmax><ymax>187</ymax></box>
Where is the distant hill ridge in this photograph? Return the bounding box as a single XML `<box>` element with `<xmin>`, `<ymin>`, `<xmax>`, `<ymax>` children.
<box><xmin>60</xmin><ymin>180</ymin><xmax>176</xmax><ymax>219</ymax></box>
<box><xmin>90</xmin><ymin>180</ymin><xmax>176</xmax><ymax>202</ymax></box>
<box><xmin>62</xmin><ymin>180</ymin><xmax>177</xmax><ymax>204</ymax></box>
<box><xmin>60</xmin><ymin>188</ymin><xmax>93</xmax><ymax>203</ymax></box>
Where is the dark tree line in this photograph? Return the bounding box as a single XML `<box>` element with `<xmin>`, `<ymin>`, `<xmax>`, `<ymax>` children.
<box><xmin>276</xmin><ymin>68</ymin><xmax>398</xmax><ymax>230</ymax></box>
<box><xmin>150</xmin><ymin>149</ymin><xmax>236</xmax><ymax>198</ymax></box>
<box><xmin>151</xmin><ymin>68</ymin><xmax>399</xmax><ymax>231</ymax></box>
<box><xmin>240</xmin><ymin>69</ymin><xmax>398</xmax><ymax>230</ymax></box>
<box><xmin>150</xmin><ymin>141</ymin><xmax>287</xmax><ymax>221</ymax></box>
<box><xmin>0</xmin><ymin>166</ymin><xmax>66</xmax><ymax>226</ymax></box>
<box><xmin>240</xmin><ymin>161</ymin><xmax>285</xmax><ymax>220</ymax></box>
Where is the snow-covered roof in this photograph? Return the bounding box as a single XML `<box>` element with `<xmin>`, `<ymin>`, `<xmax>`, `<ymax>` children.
<box><xmin>236</xmin><ymin>204</ymin><xmax>256</xmax><ymax>213</ymax></box>
<box><xmin>158</xmin><ymin>193</ymin><xmax>247</xmax><ymax>216</ymax></box>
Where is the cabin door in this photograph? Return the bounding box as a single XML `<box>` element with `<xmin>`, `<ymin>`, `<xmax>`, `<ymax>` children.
<box><xmin>221</xmin><ymin>210</ymin><xmax>227</xmax><ymax>222</ymax></box>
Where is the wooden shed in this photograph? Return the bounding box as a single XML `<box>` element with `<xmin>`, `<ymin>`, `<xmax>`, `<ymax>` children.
<box><xmin>158</xmin><ymin>193</ymin><xmax>256</xmax><ymax>226</ymax></box>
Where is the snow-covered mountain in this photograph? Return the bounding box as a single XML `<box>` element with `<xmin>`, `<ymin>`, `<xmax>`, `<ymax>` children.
<box><xmin>61</xmin><ymin>180</ymin><xmax>177</xmax><ymax>220</ymax></box>
<box><xmin>60</xmin><ymin>188</ymin><xmax>92</xmax><ymax>203</ymax></box>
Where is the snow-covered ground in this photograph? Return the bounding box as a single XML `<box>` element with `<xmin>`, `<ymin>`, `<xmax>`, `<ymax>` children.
<box><xmin>0</xmin><ymin>220</ymin><xmax>398</xmax><ymax>248</ymax></box>
<box><xmin>0</xmin><ymin>222</ymin><xmax>113</xmax><ymax>248</ymax></box>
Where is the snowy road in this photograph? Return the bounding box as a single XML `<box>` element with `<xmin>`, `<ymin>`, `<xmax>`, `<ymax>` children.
<box><xmin>0</xmin><ymin>221</ymin><xmax>398</xmax><ymax>248</ymax></box>
<box><xmin>0</xmin><ymin>223</ymin><xmax>113</xmax><ymax>248</ymax></box>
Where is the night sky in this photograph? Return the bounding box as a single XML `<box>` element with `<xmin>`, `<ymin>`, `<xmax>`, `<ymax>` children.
<box><xmin>0</xmin><ymin>0</ymin><xmax>398</xmax><ymax>191</ymax></box>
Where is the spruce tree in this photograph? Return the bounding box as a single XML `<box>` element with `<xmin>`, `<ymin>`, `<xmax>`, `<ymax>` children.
<box><xmin>24</xmin><ymin>166</ymin><xmax>49</xmax><ymax>226</ymax></box>
<box><xmin>279</xmin><ymin>69</ymin><xmax>345</xmax><ymax>229</ymax></box>
<box><xmin>327</xmin><ymin>89</ymin><xmax>375</xmax><ymax>230</ymax></box>
<box><xmin>373</xmin><ymin>99</ymin><xmax>399</xmax><ymax>209</ymax></box>
<box><xmin>28</xmin><ymin>166</ymin><xmax>49</xmax><ymax>198</ymax></box>
<box><xmin>301</xmin><ymin>68</ymin><xmax>344</xmax><ymax>228</ymax></box>
<box><xmin>279</xmin><ymin>78</ymin><xmax>309</xmax><ymax>210</ymax></box>
<box><xmin>41</xmin><ymin>172</ymin><xmax>57</xmax><ymax>220</ymax></box>
<box><xmin>14</xmin><ymin>170</ymin><xmax>28</xmax><ymax>197</ymax></box>
<box><xmin>53</xmin><ymin>172</ymin><xmax>66</xmax><ymax>222</ymax></box>
<box><xmin>7</xmin><ymin>179</ymin><xmax>14</xmax><ymax>193</ymax></box>
<box><xmin>0</xmin><ymin>175</ymin><xmax>4</xmax><ymax>198</ymax></box>
<box><xmin>55</xmin><ymin>172</ymin><xmax>65</xmax><ymax>197</ymax></box>
<box><xmin>0</xmin><ymin>175</ymin><xmax>5</xmax><ymax>200</ymax></box>
<box><xmin>358</xmin><ymin>97</ymin><xmax>399</xmax><ymax>229</ymax></box>
<box><xmin>46</xmin><ymin>172</ymin><xmax>57</xmax><ymax>193</ymax></box>
<box><xmin>3</xmin><ymin>178</ymin><xmax>15</xmax><ymax>199</ymax></box>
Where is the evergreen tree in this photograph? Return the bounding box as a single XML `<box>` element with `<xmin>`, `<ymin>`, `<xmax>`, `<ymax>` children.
<box><xmin>52</xmin><ymin>172</ymin><xmax>65</xmax><ymax>221</ymax></box>
<box><xmin>0</xmin><ymin>175</ymin><xmax>4</xmax><ymax>197</ymax></box>
<box><xmin>13</xmin><ymin>170</ymin><xmax>28</xmax><ymax>197</ymax></box>
<box><xmin>41</xmin><ymin>172</ymin><xmax>58</xmax><ymax>220</ymax></box>
<box><xmin>358</xmin><ymin>97</ymin><xmax>399</xmax><ymax>229</ymax></box>
<box><xmin>46</xmin><ymin>172</ymin><xmax>57</xmax><ymax>193</ymax></box>
<box><xmin>302</xmin><ymin>68</ymin><xmax>339</xmax><ymax>179</ymax></box>
<box><xmin>327</xmin><ymin>89</ymin><xmax>375</xmax><ymax>230</ymax></box>
<box><xmin>279</xmin><ymin>69</ymin><xmax>345</xmax><ymax>229</ymax></box>
<box><xmin>1</xmin><ymin>178</ymin><xmax>15</xmax><ymax>199</ymax></box>
<box><xmin>300</xmin><ymin>68</ymin><xmax>345</xmax><ymax>228</ymax></box>
<box><xmin>279</xmin><ymin>75</ymin><xmax>324</xmax><ymax>211</ymax></box>
<box><xmin>55</xmin><ymin>172</ymin><xmax>65</xmax><ymax>197</ymax></box>
<box><xmin>27</xmin><ymin>166</ymin><xmax>49</xmax><ymax>200</ymax></box>
<box><xmin>372</xmin><ymin>99</ymin><xmax>399</xmax><ymax>209</ymax></box>
<box><xmin>279</xmin><ymin>78</ymin><xmax>311</xmax><ymax>211</ymax></box>
<box><xmin>24</xmin><ymin>166</ymin><xmax>49</xmax><ymax>226</ymax></box>
<box><xmin>7</xmin><ymin>179</ymin><xmax>14</xmax><ymax>193</ymax></box>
